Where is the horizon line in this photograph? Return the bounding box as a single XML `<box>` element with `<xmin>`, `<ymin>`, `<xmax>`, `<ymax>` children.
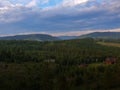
<box><xmin>0</xmin><ymin>29</ymin><xmax>120</xmax><ymax>37</ymax></box>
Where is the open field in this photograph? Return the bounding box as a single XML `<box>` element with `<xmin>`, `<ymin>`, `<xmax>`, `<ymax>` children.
<box><xmin>97</xmin><ymin>42</ymin><xmax>120</xmax><ymax>48</ymax></box>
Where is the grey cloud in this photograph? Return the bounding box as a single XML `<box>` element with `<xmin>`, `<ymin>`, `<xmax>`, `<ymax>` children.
<box><xmin>0</xmin><ymin>0</ymin><xmax>120</xmax><ymax>35</ymax></box>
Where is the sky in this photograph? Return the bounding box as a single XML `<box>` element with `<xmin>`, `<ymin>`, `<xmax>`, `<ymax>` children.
<box><xmin>0</xmin><ymin>0</ymin><xmax>120</xmax><ymax>36</ymax></box>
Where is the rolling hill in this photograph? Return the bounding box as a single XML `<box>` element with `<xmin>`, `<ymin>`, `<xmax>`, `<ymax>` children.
<box><xmin>0</xmin><ymin>34</ymin><xmax>60</xmax><ymax>41</ymax></box>
<box><xmin>79</xmin><ymin>32</ymin><xmax>120</xmax><ymax>39</ymax></box>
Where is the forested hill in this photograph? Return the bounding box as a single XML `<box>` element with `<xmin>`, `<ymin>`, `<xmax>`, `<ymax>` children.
<box><xmin>0</xmin><ymin>34</ymin><xmax>60</xmax><ymax>41</ymax></box>
<box><xmin>79</xmin><ymin>32</ymin><xmax>120</xmax><ymax>39</ymax></box>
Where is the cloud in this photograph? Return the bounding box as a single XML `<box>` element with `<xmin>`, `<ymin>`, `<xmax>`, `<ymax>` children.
<box><xmin>41</xmin><ymin>0</ymin><xmax>49</xmax><ymax>4</ymax></box>
<box><xmin>61</xmin><ymin>0</ymin><xmax>89</xmax><ymax>7</ymax></box>
<box><xmin>26</xmin><ymin>0</ymin><xmax>50</xmax><ymax>7</ymax></box>
<box><xmin>26</xmin><ymin>0</ymin><xmax>37</xmax><ymax>7</ymax></box>
<box><xmin>0</xmin><ymin>0</ymin><xmax>120</xmax><ymax>36</ymax></box>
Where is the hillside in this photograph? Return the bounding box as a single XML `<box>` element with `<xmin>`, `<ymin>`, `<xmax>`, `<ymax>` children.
<box><xmin>0</xmin><ymin>34</ymin><xmax>60</xmax><ymax>41</ymax></box>
<box><xmin>80</xmin><ymin>32</ymin><xmax>120</xmax><ymax>39</ymax></box>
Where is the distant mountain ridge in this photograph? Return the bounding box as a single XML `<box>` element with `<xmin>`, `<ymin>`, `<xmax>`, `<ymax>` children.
<box><xmin>1</xmin><ymin>32</ymin><xmax>120</xmax><ymax>41</ymax></box>
<box><xmin>0</xmin><ymin>34</ymin><xmax>60</xmax><ymax>41</ymax></box>
<box><xmin>79</xmin><ymin>32</ymin><xmax>120</xmax><ymax>39</ymax></box>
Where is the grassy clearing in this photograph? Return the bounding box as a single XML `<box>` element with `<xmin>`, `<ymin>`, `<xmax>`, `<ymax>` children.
<box><xmin>97</xmin><ymin>42</ymin><xmax>120</xmax><ymax>48</ymax></box>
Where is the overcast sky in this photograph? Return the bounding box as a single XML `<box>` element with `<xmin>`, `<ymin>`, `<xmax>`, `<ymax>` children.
<box><xmin>0</xmin><ymin>0</ymin><xmax>120</xmax><ymax>36</ymax></box>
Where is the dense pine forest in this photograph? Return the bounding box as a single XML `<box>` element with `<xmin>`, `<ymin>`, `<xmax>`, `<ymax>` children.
<box><xmin>0</xmin><ymin>38</ymin><xmax>120</xmax><ymax>90</ymax></box>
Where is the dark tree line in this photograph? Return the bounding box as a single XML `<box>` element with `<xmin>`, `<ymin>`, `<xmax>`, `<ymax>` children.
<box><xmin>0</xmin><ymin>39</ymin><xmax>120</xmax><ymax>64</ymax></box>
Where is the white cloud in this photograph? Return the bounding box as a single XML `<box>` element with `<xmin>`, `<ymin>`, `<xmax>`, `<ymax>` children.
<box><xmin>41</xmin><ymin>0</ymin><xmax>49</xmax><ymax>4</ymax></box>
<box><xmin>26</xmin><ymin>0</ymin><xmax>50</xmax><ymax>7</ymax></box>
<box><xmin>0</xmin><ymin>0</ymin><xmax>13</xmax><ymax>7</ymax></box>
<box><xmin>62</xmin><ymin>0</ymin><xmax>89</xmax><ymax>7</ymax></box>
<box><xmin>26</xmin><ymin>0</ymin><xmax>37</xmax><ymax>7</ymax></box>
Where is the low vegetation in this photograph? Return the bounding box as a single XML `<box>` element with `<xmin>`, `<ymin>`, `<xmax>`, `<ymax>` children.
<box><xmin>97</xmin><ymin>42</ymin><xmax>120</xmax><ymax>48</ymax></box>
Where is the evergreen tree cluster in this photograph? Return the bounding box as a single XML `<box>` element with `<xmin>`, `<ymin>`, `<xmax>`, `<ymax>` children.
<box><xmin>0</xmin><ymin>39</ymin><xmax>120</xmax><ymax>90</ymax></box>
